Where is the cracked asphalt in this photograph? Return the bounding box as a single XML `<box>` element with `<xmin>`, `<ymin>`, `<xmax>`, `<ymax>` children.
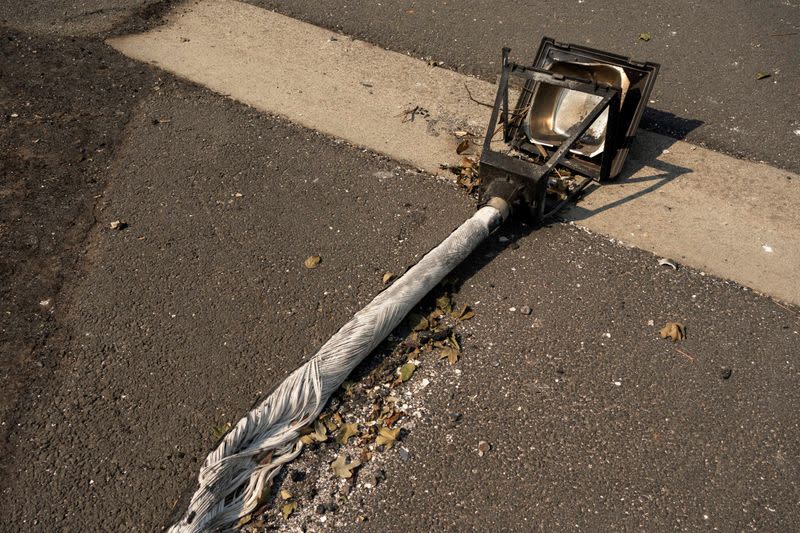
<box><xmin>1</xmin><ymin>1</ymin><xmax>799</xmax><ymax>531</ymax></box>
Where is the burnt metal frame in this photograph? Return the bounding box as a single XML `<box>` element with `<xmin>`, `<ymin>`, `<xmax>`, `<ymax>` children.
<box><xmin>480</xmin><ymin>48</ymin><xmax>622</xmax><ymax>221</ymax></box>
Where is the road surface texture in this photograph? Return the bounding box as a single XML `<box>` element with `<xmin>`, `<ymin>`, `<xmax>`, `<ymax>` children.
<box><xmin>0</xmin><ymin>1</ymin><xmax>798</xmax><ymax>531</ymax></box>
<box><xmin>254</xmin><ymin>0</ymin><xmax>800</xmax><ymax>173</ymax></box>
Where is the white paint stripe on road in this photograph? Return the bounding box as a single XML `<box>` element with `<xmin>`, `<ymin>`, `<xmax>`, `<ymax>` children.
<box><xmin>108</xmin><ymin>0</ymin><xmax>800</xmax><ymax>305</ymax></box>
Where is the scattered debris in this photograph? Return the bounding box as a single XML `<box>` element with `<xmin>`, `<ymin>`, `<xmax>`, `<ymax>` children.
<box><xmin>721</xmin><ymin>367</ymin><xmax>733</xmax><ymax>380</ymax></box>
<box><xmin>675</xmin><ymin>348</ymin><xmax>695</xmax><ymax>363</ymax></box>
<box><xmin>756</xmin><ymin>71</ymin><xmax>771</xmax><ymax>80</ymax></box>
<box><xmin>382</xmin><ymin>272</ymin><xmax>397</xmax><ymax>284</ymax></box>
<box><xmin>456</xmin><ymin>139</ymin><xmax>471</xmax><ymax>155</ymax></box>
<box><xmin>639</xmin><ymin>32</ymin><xmax>652</xmax><ymax>41</ymax></box>
<box><xmin>398</xmin><ymin>105</ymin><xmax>430</xmax><ymax>123</ymax></box>
<box><xmin>519</xmin><ymin>305</ymin><xmax>532</xmax><ymax>315</ymax></box>
<box><xmin>304</xmin><ymin>255</ymin><xmax>322</xmax><ymax>269</ymax></box>
<box><xmin>398</xmin><ymin>446</ymin><xmax>411</xmax><ymax>462</ymax></box>
<box><xmin>659</xmin><ymin>322</ymin><xmax>686</xmax><ymax>342</ymax></box>
<box><xmin>109</xmin><ymin>220</ymin><xmax>127</xmax><ymax>230</ymax></box>
<box><xmin>658</xmin><ymin>258</ymin><xmax>678</xmax><ymax>269</ymax></box>
<box><xmin>477</xmin><ymin>441</ymin><xmax>491</xmax><ymax>457</ymax></box>
<box><xmin>762</xmin><ymin>244</ymin><xmax>774</xmax><ymax>253</ymax></box>
<box><xmin>246</xmin><ymin>285</ymin><xmax>474</xmax><ymax>530</ymax></box>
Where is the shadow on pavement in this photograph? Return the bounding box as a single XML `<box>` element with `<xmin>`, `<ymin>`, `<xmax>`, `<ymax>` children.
<box><xmin>563</xmin><ymin>114</ymin><xmax>702</xmax><ymax>222</ymax></box>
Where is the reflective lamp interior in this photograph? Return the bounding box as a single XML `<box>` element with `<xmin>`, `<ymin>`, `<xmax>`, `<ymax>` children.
<box><xmin>526</xmin><ymin>61</ymin><xmax>629</xmax><ymax>158</ymax></box>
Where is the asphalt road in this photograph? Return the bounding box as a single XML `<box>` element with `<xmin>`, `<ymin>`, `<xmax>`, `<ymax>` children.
<box><xmin>3</xmin><ymin>0</ymin><xmax>798</xmax><ymax>171</ymax></box>
<box><xmin>1</xmin><ymin>1</ymin><xmax>799</xmax><ymax>531</ymax></box>
<box><xmin>255</xmin><ymin>0</ymin><xmax>800</xmax><ymax>173</ymax></box>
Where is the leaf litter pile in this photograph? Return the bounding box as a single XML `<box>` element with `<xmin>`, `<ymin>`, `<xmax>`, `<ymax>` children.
<box><xmin>239</xmin><ymin>279</ymin><xmax>475</xmax><ymax>531</ymax></box>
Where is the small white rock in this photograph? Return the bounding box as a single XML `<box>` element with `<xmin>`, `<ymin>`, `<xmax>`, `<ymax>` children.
<box><xmin>762</xmin><ymin>244</ymin><xmax>774</xmax><ymax>253</ymax></box>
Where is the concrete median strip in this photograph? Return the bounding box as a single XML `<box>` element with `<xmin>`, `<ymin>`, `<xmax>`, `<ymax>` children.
<box><xmin>108</xmin><ymin>0</ymin><xmax>800</xmax><ymax>305</ymax></box>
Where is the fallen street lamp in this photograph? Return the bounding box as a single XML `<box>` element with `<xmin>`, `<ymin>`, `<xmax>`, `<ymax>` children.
<box><xmin>172</xmin><ymin>38</ymin><xmax>660</xmax><ymax>532</ymax></box>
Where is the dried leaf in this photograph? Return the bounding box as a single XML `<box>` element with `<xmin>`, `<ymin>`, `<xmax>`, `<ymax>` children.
<box><xmin>359</xmin><ymin>447</ymin><xmax>373</xmax><ymax>462</ymax></box>
<box><xmin>304</xmin><ymin>255</ymin><xmax>321</xmax><ymax>269</ymax></box>
<box><xmin>331</xmin><ymin>454</ymin><xmax>361</xmax><ymax>479</ymax></box>
<box><xmin>439</xmin><ymin>347</ymin><xmax>459</xmax><ymax>365</ymax></box>
<box><xmin>436</xmin><ymin>294</ymin><xmax>452</xmax><ymax>314</ymax></box>
<box><xmin>755</xmin><ymin>71</ymin><xmax>771</xmax><ymax>80</ymax></box>
<box><xmin>279</xmin><ymin>489</ymin><xmax>292</xmax><ymax>500</ymax></box>
<box><xmin>280</xmin><ymin>501</ymin><xmax>296</xmax><ymax>519</ymax></box>
<box><xmin>384</xmin><ymin>410</ymin><xmax>403</xmax><ymax>427</ymax></box>
<box><xmin>300</xmin><ymin>420</ymin><xmax>328</xmax><ymax>445</ymax></box>
<box><xmin>212</xmin><ymin>422</ymin><xmax>232</xmax><ymax>440</ymax></box>
<box><xmin>410</xmin><ymin>314</ymin><xmax>429</xmax><ymax>332</ymax></box>
<box><xmin>398</xmin><ymin>362</ymin><xmax>416</xmax><ymax>382</ymax></box>
<box><xmin>368</xmin><ymin>402</ymin><xmax>382</xmax><ymax>420</ymax></box>
<box><xmin>428</xmin><ymin>308</ymin><xmax>444</xmax><ymax>321</ymax></box>
<box><xmin>376</xmin><ymin>426</ymin><xmax>401</xmax><ymax>449</ymax></box>
<box><xmin>382</xmin><ymin>272</ymin><xmax>396</xmax><ymax>284</ymax></box>
<box><xmin>257</xmin><ymin>450</ymin><xmax>274</xmax><ymax>466</ymax></box>
<box><xmin>342</xmin><ymin>381</ymin><xmax>357</xmax><ymax>397</ymax></box>
<box><xmin>456</xmin><ymin>139</ymin><xmax>470</xmax><ymax>154</ymax></box>
<box><xmin>456</xmin><ymin>305</ymin><xmax>475</xmax><ymax>321</ymax></box>
<box><xmin>659</xmin><ymin>322</ymin><xmax>686</xmax><ymax>342</ymax></box>
<box><xmin>639</xmin><ymin>32</ymin><xmax>652</xmax><ymax>41</ymax></box>
<box><xmin>449</xmin><ymin>332</ymin><xmax>461</xmax><ymax>352</ymax></box>
<box><xmin>235</xmin><ymin>514</ymin><xmax>252</xmax><ymax>528</ymax></box>
<box><xmin>323</xmin><ymin>417</ymin><xmax>339</xmax><ymax>433</ymax></box>
<box><xmin>406</xmin><ymin>347</ymin><xmax>420</xmax><ymax>360</ymax></box>
<box><xmin>454</xmin><ymin>130</ymin><xmax>469</xmax><ymax>138</ymax></box>
<box><xmin>336</xmin><ymin>422</ymin><xmax>359</xmax><ymax>444</ymax></box>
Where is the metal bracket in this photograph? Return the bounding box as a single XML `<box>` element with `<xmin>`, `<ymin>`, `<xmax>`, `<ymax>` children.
<box><xmin>479</xmin><ymin>47</ymin><xmax>622</xmax><ymax>221</ymax></box>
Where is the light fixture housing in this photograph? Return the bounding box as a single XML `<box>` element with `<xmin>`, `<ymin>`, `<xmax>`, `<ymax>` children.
<box><xmin>479</xmin><ymin>38</ymin><xmax>659</xmax><ymax>221</ymax></box>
